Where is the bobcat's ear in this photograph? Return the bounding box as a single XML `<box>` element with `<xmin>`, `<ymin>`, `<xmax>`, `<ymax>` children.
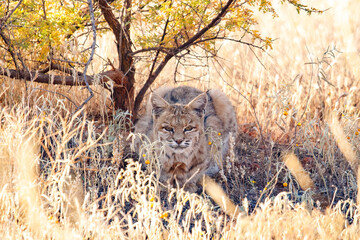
<box><xmin>151</xmin><ymin>93</ymin><xmax>169</xmax><ymax>118</ymax></box>
<box><xmin>187</xmin><ymin>93</ymin><xmax>207</xmax><ymax>117</ymax></box>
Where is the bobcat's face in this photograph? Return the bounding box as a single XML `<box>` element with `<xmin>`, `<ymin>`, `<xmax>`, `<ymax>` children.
<box><xmin>151</xmin><ymin>93</ymin><xmax>207</xmax><ymax>154</ymax></box>
<box><xmin>156</xmin><ymin>109</ymin><xmax>202</xmax><ymax>153</ymax></box>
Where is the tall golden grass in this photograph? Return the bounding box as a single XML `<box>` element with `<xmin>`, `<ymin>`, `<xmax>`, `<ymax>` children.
<box><xmin>0</xmin><ymin>106</ymin><xmax>358</xmax><ymax>239</ymax></box>
<box><xmin>1</xmin><ymin>0</ymin><xmax>360</xmax><ymax>239</ymax></box>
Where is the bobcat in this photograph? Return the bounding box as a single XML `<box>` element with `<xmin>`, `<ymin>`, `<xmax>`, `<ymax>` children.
<box><xmin>134</xmin><ymin>86</ymin><xmax>237</xmax><ymax>191</ymax></box>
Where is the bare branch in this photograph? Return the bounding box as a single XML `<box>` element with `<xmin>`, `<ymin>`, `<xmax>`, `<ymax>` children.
<box><xmin>1</xmin><ymin>68</ymin><xmax>127</xmax><ymax>88</ymax></box>
<box><xmin>75</xmin><ymin>0</ymin><xmax>97</xmax><ymax>112</ymax></box>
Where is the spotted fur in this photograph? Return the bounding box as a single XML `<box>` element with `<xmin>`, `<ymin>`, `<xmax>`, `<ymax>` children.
<box><xmin>134</xmin><ymin>86</ymin><xmax>238</xmax><ymax>191</ymax></box>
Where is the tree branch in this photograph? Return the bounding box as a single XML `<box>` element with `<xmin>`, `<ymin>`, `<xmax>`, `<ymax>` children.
<box><xmin>131</xmin><ymin>47</ymin><xmax>171</xmax><ymax>56</ymax></box>
<box><xmin>98</xmin><ymin>0</ymin><xmax>122</xmax><ymax>43</ymax></box>
<box><xmin>174</xmin><ymin>0</ymin><xmax>239</xmax><ymax>55</ymax></box>
<box><xmin>133</xmin><ymin>54</ymin><xmax>173</xmax><ymax>119</ymax></box>
<box><xmin>1</xmin><ymin>68</ymin><xmax>128</xmax><ymax>88</ymax></box>
<box><xmin>147</xmin><ymin>1</ymin><xmax>172</xmax><ymax>87</ymax></box>
<box><xmin>193</xmin><ymin>37</ymin><xmax>266</xmax><ymax>50</ymax></box>
<box><xmin>39</xmin><ymin>62</ymin><xmax>77</xmax><ymax>75</ymax></box>
<box><xmin>0</xmin><ymin>26</ymin><xmax>31</xmax><ymax>72</ymax></box>
<box><xmin>76</xmin><ymin>0</ymin><xmax>97</xmax><ymax>112</ymax></box>
<box><xmin>0</xmin><ymin>0</ymin><xmax>24</xmax><ymax>28</ymax></box>
<box><xmin>0</xmin><ymin>29</ymin><xmax>20</xmax><ymax>71</ymax></box>
<box><xmin>98</xmin><ymin>0</ymin><xmax>135</xmax><ymax>113</ymax></box>
<box><xmin>98</xmin><ymin>0</ymin><xmax>134</xmax><ymax>70</ymax></box>
<box><xmin>133</xmin><ymin>0</ymin><xmax>239</xmax><ymax>119</ymax></box>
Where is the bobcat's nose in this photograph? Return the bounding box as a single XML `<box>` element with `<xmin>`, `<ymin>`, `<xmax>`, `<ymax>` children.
<box><xmin>175</xmin><ymin>139</ymin><xmax>183</xmax><ymax>145</ymax></box>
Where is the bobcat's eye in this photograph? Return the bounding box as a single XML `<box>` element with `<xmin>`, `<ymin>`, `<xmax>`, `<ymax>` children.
<box><xmin>163</xmin><ymin>126</ymin><xmax>174</xmax><ymax>132</ymax></box>
<box><xmin>184</xmin><ymin>126</ymin><xmax>194</xmax><ymax>132</ymax></box>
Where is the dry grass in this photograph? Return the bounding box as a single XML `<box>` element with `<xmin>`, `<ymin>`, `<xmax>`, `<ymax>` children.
<box><xmin>1</xmin><ymin>0</ymin><xmax>360</xmax><ymax>239</ymax></box>
<box><xmin>0</xmin><ymin>106</ymin><xmax>359</xmax><ymax>239</ymax></box>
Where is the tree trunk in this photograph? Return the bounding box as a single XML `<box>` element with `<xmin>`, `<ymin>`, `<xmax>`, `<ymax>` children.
<box><xmin>112</xmin><ymin>74</ymin><xmax>134</xmax><ymax>112</ymax></box>
<box><xmin>99</xmin><ymin>0</ymin><xmax>134</xmax><ymax>114</ymax></box>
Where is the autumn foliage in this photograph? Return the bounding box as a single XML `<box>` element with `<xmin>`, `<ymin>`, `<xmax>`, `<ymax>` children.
<box><xmin>0</xmin><ymin>0</ymin><xmax>320</xmax><ymax>117</ymax></box>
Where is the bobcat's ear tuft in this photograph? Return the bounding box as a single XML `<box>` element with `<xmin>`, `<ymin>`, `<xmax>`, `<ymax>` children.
<box><xmin>151</xmin><ymin>93</ymin><xmax>169</xmax><ymax>118</ymax></box>
<box><xmin>187</xmin><ymin>93</ymin><xmax>207</xmax><ymax>117</ymax></box>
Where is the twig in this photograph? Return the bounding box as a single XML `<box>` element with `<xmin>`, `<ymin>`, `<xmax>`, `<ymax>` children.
<box><xmin>131</xmin><ymin>47</ymin><xmax>171</xmax><ymax>56</ymax></box>
<box><xmin>193</xmin><ymin>37</ymin><xmax>266</xmax><ymax>51</ymax></box>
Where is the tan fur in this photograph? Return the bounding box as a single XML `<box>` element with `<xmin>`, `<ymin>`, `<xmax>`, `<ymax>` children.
<box><xmin>134</xmin><ymin>86</ymin><xmax>237</xmax><ymax>191</ymax></box>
